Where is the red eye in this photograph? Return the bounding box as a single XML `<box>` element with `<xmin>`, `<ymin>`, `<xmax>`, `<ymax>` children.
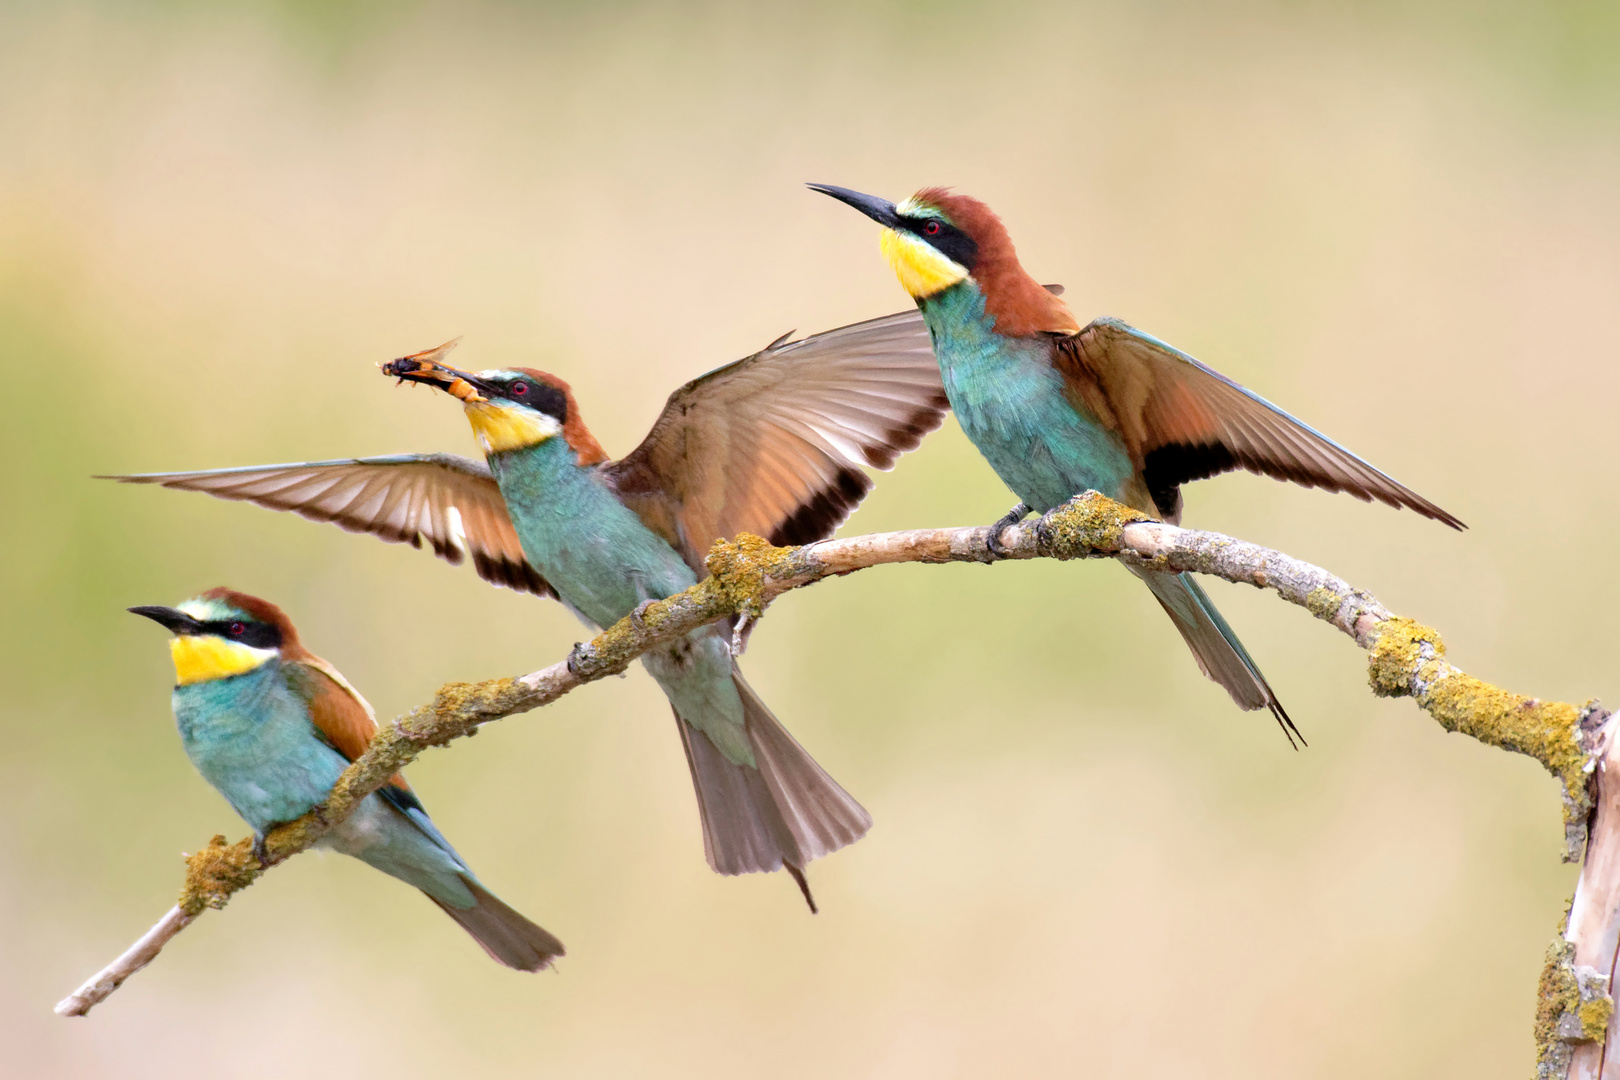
<box><xmin>510</xmin><ymin>382</ymin><xmax>529</xmax><ymax>396</ymax></box>
<box><xmin>229</xmin><ymin>622</ymin><xmax>245</xmax><ymax>636</ymax></box>
<box><xmin>923</xmin><ymin>221</ymin><xmax>941</xmax><ymax>236</ymax></box>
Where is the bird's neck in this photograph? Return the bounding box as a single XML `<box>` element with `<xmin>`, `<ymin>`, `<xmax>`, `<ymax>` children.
<box><xmin>918</xmin><ymin>281</ymin><xmax>1055</xmax><ymax>413</ymax></box>
<box><xmin>487</xmin><ymin>434</ymin><xmax>585</xmax><ymax>484</ymax></box>
<box><xmin>918</xmin><ymin>280</ymin><xmax>1007</xmax><ymax>352</ymax></box>
<box><xmin>172</xmin><ymin>660</ymin><xmax>286</xmax><ymax>743</ymax></box>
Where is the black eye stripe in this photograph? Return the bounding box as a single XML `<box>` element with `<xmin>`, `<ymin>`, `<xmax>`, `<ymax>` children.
<box><xmin>897</xmin><ymin>215</ymin><xmax>978</xmax><ymax>272</ymax></box>
<box><xmin>197</xmin><ymin>619</ymin><xmax>282</xmax><ymax>650</ymax></box>
<box><xmin>496</xmin><ymin>379</ymin><xmax>568</xmax><ymax>423</ymax></box>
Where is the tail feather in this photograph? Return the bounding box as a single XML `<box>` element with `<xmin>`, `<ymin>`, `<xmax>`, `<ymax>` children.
<box><xmin>677</xmin><ymin>669</ymin><xmax>872</xmax><ymax>899</ymax></box>
<box><xmin>428</xmin><ymin>877</ymin><xmax>565</xmax><ymax>972</ymax></box>
<box><xmin>1133</xmin><ymin>567</ymin><xmax>1302</xmax><ymax>747</ymax></box>
<box><xmin>738</xmin><ymin>672</ymin><xmax>872</xmax><ymax>861</ymax></box>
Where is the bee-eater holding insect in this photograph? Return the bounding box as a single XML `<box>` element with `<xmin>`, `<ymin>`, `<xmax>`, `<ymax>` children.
<box><xmin>810</xmin><ymin>184</ymin><xmax>1464</xmax><ymax>743</ymax></box>
<box><xmin>106</xmin><ymin>314</ymin><xmax>949</xmax><ymax>907</ymax></box>
<box><xmin>130</xmin><ymin>588</ymin><xmax>564</xmax><ymax>970</ymax></box>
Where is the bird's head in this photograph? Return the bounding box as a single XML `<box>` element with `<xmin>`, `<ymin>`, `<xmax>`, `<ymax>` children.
<box><xmin>381</xmin><ymin>340</ymin><xmax>607</xmax><ymax>464</ymax></box>
<box><xmin>808</xmin><ymin>183</ymin><xmax>1079</xmax><ymax>336</ymax></box>
<box><xmin>131</xmin><ymin>588</ymin><xmax>298</xmax><ymax>686</ymax></box>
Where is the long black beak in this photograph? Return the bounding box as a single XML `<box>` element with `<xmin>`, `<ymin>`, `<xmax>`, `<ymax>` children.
<box><xmin>129</xmin><ymin>606</ymin><xmax>203</xmax><ymax>635</ymax></box>
<box><xmin>807</xmin><ymin>183</ymin><xmax>903</xmax><ymax>229</ymax></box>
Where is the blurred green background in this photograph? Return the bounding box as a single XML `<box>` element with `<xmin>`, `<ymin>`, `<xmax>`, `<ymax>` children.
<box><xmin>4</xmin><ymin>1</ymin><xmax>1618</xmax><ymax>1076</ymax></box>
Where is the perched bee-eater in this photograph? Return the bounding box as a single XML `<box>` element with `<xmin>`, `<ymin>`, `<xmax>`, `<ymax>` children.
<box><xmin>811</xmin><ymin>184</ymin><xmax>1463</xmax><ymax>742</ymax></box>
<box><xmin>107</xmin><ymin>314</ymin><xmax>949</xmax><ymax>907</ymax></box>
<box><xmin>131</xmin><ymin>587</ymin><xmax>564</xmax><ymax>970</ymax></box>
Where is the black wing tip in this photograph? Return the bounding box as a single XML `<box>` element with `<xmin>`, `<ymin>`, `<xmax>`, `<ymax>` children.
<box><xmin>769</xmin><ymin>468</ymin><xmax>872</xmax><ymax>547</ymax></box>
<box><xmin>784</xmin><ymin>862</ymin><xmax>819</xmax><ymax>915</ymax></box>
<box><xmin>470</xmin><ymin>549</ymin><xmax>556</xmax><ymax>598</ymax></box>
<box><xmin>1269</xmin><ymin>699</ymin><xmax>1306</xmax><ymax>750</ymax></box>
<box><xmin>1423</xmin><ymin>505</ymin><xmax>1468</xmax><ymax>531</ymax></box>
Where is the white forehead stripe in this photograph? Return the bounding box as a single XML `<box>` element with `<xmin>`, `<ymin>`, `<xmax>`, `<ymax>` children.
<box><xmin>177</xmin><ymin>598</ymin><xmax>234</xmax><ymax>621</ymax></box>
<box><xmin>896</xmin><ymin>194</ymin><xmax>944</xmax><ymax>218</ymax></box>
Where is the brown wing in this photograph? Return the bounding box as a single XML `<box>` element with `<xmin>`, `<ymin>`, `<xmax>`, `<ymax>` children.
<box><xmin>285</xmin><ymin>655</ymin><xmax>412</xmax><ymax>795</ymax></box>
<box><xmin>101</xmin><ymin>454</ymin><xmax>554</xmax><ymax>596</ymax></box>
<box><xmin>1057</xmin><ymin>317</ymin><xmax>1464</xmax><ymax>528</ymax></box>
<box><xmin>606</xmin><ymin>309</ymin><xmax>949</xmax><ymax>569</ymax></box>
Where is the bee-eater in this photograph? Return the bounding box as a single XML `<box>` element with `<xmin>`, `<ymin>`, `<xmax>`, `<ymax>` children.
<box><xmin>810</xmin><ymin>184</ymin><xmax>1464</xmax><ymax>742</ymax></box>
<box><xmin>106</xmin><ymin>313</ymin><xmax>949</xmax><ymax>907</ymax></box>
<box><xmin>130</xmin><ymin>587</ymin><xmax>564</xmax><ymax>970</ymax></box>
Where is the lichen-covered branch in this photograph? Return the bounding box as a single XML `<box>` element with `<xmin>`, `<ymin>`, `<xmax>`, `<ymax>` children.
<box><xmin>56</xmin><ymin>492</ymin><xmax>1604</xmax><ymax>1043</ymax></box>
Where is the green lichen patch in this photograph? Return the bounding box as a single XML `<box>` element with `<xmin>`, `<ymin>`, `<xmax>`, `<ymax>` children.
<box><xmin>1536</xmin><ymin>937</ymin><xmax>1579</xmax><ymax>1060</ymax></box>
<box><xmin>705</xmin><ymin>533</ymin><xmax>795</xmax><ymax>617</ymax></box>
<box><xmin>180</xmin><ymin>835</ymin><xmax>259</xmax><ymax>915</ymax></box>
<box><xmin>434</xmin><ymin>679</ymin><xmax>500</xmax><ymax>718</ymax></box>
<box><xmin>431</xmin><ymin>677</ymin><xmax>515</xmax><ymax>730</ymax></box>
<box><xmin>587</xmin><ymin>610</ymin><xmax>652</xmax><ymax>667</ymax></box>
<box><xmin>1532</xmin><ymin>933</ymin><xmax>1615</xmax><ymax>1063</ymax></box>
<box><xmin>1038</xmin><ymin>491</ymin><xmax>1153</xmax><ymax>556</ymax></box>
<box><xmin>1306</xmin><ymin>587</ymin><xmax>1343</xmax><ymax>622</ymax></box>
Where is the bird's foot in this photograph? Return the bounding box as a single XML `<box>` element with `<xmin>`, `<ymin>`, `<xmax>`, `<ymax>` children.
<box><xmin>983</xmin><ymin>503</ymin><xmax>1032</xmax><ymax>562</ymax></box>
<box><xmin>251</xmin><ymin>833</ymin><xmax>271</xmax><ymax>869</ymax></box>
<box><xmin>629</xmin><ymin>599</ymin><xmax>657</xmax><ymax>632</ymax></box>
<box><xmin>730</xmin><ymin>614</ymin><xmax>755</xmax><ymax>657</ymax></box>
<box><xmin>784</xmin><ymin>862</ymin><xmax>818</xmax><ymax>915</ymax></box>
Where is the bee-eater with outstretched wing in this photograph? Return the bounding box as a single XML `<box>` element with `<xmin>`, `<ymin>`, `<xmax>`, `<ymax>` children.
<box><xmin>106</xmin><ymin>313</ymin><xmax>949</xmax><ymax>908</ymax></box>
<box><xmin>131</xmin><ymin>588</ymin><xmax>564</xmax><ymax>970</ymax></box>
<box><xmin>810</xmin><ymin>184</ymin><xmax>1463</xmax><ymax>743</ymax></box>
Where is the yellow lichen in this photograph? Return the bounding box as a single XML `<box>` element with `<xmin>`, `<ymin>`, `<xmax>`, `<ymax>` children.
<box><xmin>1421</xmin><ymin>673</ymin><xmax>1584</xmax><ymax>791</ymax></box>
<box><xmin>1366</xmin><ymin>617</ymin><xmax>1445</xmax><ymax>697</ymax></box>
<box><xmin>1580</xmin><ymin>995</ymin><xmax>1614</xmax><ymax>1040</ymax></box>
<box><xmin>705</xmin><ymin>533</ymin><xmax>795</xmax><ymax>617</ymax></box>
<box><xmin>1368</xmin><ymin>617</ymin><xmax>1590</xmax><ymax>828</ymax></box>
<box><xmin>180</xmin><ymin>835</ymin><xmax>259</xmax><ymax>915</ymax></box>
<box><xmin>1037</xmin><ymin>491</ymin><xmax>1153</xmax><ymax>555</ymax></box>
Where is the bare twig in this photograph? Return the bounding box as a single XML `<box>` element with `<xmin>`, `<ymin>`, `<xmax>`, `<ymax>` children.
<box><xmin>56</xmin><ymin>492</ymin><xmax>1603</xmax><ymax>1042</ymax></box>
<box><xmin>54</xmin><ymin>906</ymin><xmax>195</xmax><ymax>1017</ymax></box>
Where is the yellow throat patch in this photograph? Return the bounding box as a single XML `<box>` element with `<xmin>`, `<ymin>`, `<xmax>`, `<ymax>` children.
<box><xmin>465</xmin><ymin>401</ymin><xmax>560</xmax><ymax>455</ymax></box>
<box><xmin>880</xmin><ymin>227</ymin><xmax>970</xmax><ymax>300</ymax></box>
<box><xmin>169</xmin><ymin>635</ymin><xmax>276</xmax><ymax>686</ymax></box>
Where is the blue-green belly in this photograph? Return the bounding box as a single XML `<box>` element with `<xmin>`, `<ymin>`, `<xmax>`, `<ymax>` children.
<box><xmin>489</xmin><ymin>437</ymin><xmax>753</xmax><ymax>765</ymax></box>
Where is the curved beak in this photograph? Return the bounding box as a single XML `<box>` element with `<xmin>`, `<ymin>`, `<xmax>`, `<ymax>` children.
<box><xmin>129</xmin><ymin>606</ymin><xmax>203</xmax><ymax>635</ymax></box>
<box><xmin>380</xmin><ymin>338</ymin><xmax>490</xmax><ymax>403</ymax></box>
<box><xmin>807</xmin><ymin>183</ymin><xmax>903</xmax><ymax>229</ymax></box>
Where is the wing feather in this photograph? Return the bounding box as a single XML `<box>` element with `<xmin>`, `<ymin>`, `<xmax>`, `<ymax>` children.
<box><xmin>100</xmin><ymin>454</ymin><xmax>556</xmax><ymax>595</ymax></box>
<box><xmin>1058</xmin><ymin>318</ymin><xmax>1463</xmax><ymax>528</ymax></box>
<box><xmin>606</xmin><ymin>309</ymin><xmax>949</xmax><ymax>567</ymax></box>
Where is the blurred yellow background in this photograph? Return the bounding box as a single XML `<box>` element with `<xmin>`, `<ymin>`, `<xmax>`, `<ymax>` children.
<box><xmin>3</xmin><ymin>2</ymin><xmax>1618</xmax><ymax>1076</ymax></box>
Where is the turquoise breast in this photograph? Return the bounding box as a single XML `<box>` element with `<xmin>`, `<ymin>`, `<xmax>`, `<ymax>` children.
<box><xmin>921</xmin><ymin>283</ymin><xmax>1134</xmax><ymax>513</ymax></box>
<box><xmin>172</xmin><ymin>662</ymin><xmax>347</xmax><ymax>833</ymax></box>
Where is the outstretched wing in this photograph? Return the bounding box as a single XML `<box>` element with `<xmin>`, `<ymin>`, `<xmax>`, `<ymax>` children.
<box><xmin>100</xmin><ymin>454</ymin><xmax>554</xmax><ymax>596</ymax></box>
<box><xmin>1055</xmin><ymin>318</ymin><xmax>1463</xmax><ymax>528</ymax></box>
<box><xmin>606</xmin><ymin>309</ymin><xmax>949</xmax><ymax>569</ymax></box>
